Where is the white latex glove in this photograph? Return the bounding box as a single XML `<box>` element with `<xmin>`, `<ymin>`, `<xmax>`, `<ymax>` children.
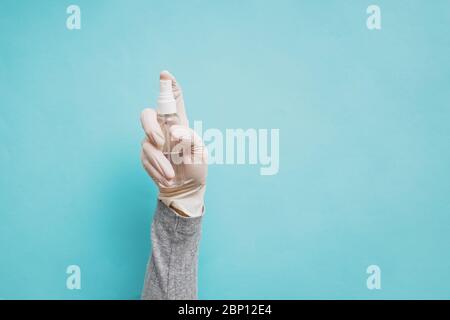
<box><xmin>140</xmin><ymin>71</ymin><xmax>207</xmax><ymax>217</ymax></box>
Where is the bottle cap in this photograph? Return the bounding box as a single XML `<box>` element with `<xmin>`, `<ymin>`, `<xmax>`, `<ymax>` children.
<box><xmin>157</xmin><ymin>80</ymin><xmax>177</xmax><ymax>114</ymax></box>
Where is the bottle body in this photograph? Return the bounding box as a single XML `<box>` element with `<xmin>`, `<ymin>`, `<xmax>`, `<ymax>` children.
<box><xmin>157</xmin><ymin>112</ymin><xmax>185</xmax><ymax>186</ymax></box>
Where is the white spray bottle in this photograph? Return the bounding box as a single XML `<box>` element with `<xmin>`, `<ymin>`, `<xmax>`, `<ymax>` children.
<box><xmin>156</xmin><ymin>79</ymin><xmax>185</xmax><ymax>186</ymax></box>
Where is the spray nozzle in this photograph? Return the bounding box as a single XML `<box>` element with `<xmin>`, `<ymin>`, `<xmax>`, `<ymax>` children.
<box><xmin>157</xmin><ymin>79</ymin><xmax>177</xmax><ymax>114</ymax></box>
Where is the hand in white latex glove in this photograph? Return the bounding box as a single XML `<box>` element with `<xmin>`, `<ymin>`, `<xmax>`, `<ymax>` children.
<box><xmin>140</xmin><ymin>71</ymin><xmax>207</xmax><ymax>217</ymax></box>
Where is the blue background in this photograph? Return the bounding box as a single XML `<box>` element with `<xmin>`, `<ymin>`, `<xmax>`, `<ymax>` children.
<box><xmin>1</xmin><ymin>0</ymin><xmax>449</xmax><ymax>299</ymax></box>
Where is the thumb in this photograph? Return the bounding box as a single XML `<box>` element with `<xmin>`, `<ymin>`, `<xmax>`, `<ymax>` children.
<box><xmin>160</xmin><ymin>70</ymin><xmax>189</xmax><ymax>127</ymax></box>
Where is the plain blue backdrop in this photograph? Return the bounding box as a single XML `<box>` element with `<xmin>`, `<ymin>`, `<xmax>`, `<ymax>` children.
<box><xmin>0</xmin><ymin>0</ymin><xmax>449</xmax><ymax>299</ymax></box>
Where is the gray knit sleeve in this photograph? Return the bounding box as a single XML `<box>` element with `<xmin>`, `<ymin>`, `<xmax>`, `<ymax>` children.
<box><xmin>141</xmin><ymin>200</ymin><xmax>203</xmax><ymax>300</ymax></box>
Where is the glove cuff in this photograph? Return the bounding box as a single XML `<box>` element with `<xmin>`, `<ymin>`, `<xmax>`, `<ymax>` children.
<box><xmin>158</xmin><ymin>183</ymin><xmax>206</xmax><ymax>218</ymax></box>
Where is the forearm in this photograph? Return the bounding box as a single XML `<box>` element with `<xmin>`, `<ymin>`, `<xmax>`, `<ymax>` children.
<box><xmin>141</xmin><ymin>200</ymin><xmax>203</xmax><ymax>300</ymax></box>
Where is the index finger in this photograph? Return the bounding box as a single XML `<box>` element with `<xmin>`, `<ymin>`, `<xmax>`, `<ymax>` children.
<box><xmin>140</xmin><ymin>108</ymin><xmax>164</xmax><ymax>148</ymax></box>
